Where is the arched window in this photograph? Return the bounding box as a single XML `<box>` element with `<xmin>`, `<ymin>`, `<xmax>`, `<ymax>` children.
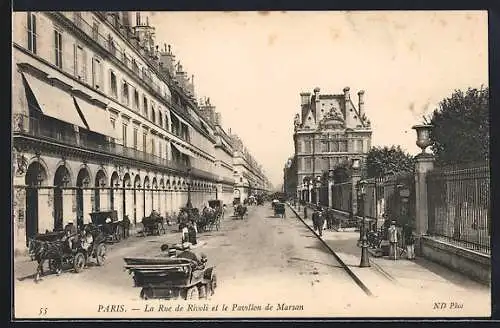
<box><xmin>151</xmin><ymin>105</ymin><xmax>156</xmax><ymax>123</ymax></box>
<box><xmin>158</xmin><ymin>112</ymin><xmax>163</xmax><ymax>128</ymax></box>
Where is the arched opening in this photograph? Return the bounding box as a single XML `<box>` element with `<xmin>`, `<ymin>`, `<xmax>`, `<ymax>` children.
<box><xmin>76</xmin><ymin>167</ymin><xmax>91</xmax><ymax>228</ymax></box>
<box><xmin>94</xmin><ymin>170</ymin><xmax>107</xmax><ymax>211</ymax></box>
<box><xmin>133</xmin><ymin>174</ymin><xmax>141</xmax><ymax>224</ymax></box>
<box><xmin>25</xmin><ymin>161</ymin><xmax>47</xmax><ymax>245</ymax></box>
<box><xmin>53</xmin><ymin>165</ymin><xmax>71</xmax><ymax>231</ymax></box>
<box><xmin>110</xmin><ymin>172</ymin><xmax>119</xmax><ymax>210</ymax></box>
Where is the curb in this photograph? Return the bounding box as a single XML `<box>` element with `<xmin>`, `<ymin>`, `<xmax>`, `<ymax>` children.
<box><xmin>287</xmin><ymin>204</ymin><xmax>374</xmax><ymax>297</ymax></box>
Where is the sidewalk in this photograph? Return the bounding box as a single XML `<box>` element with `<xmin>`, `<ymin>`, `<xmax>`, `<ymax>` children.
<box><xmin>288</xmin><ymin>205</ymin><xmax>490</xmax><ymax>303</ymax></box>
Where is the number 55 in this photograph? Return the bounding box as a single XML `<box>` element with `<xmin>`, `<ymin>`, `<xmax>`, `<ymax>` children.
<box><xmin>39</xmin><ymin>307</ymin><xmax>47</xmax><ymax>315</ymax></box>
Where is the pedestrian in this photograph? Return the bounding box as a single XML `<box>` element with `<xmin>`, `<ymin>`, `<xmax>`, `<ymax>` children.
<box><xmin>388</xmin><ymin>220</ymin><xmax>399</xmax><ymax>260</ymax></box>
<box><xmin>303</xmin><ymin>206</ymin><xmax>308</xmax><ymax>219</ymax></box>
<box><xmin>404</xmin><ymin>223</ymin><xmax>415</xmax><ymax>260</ymax></box>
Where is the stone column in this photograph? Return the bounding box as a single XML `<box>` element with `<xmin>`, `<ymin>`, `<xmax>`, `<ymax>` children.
<box><xmin>82</xmin><ymin>187</ymin><xmax>93</xmax><ymax>224</ymax></box>
<box><xmin>115</xmin><ymin>184</ymin><xmax>124</xmax><ymax>221</ymax></box>
<box><xmin>136</xmin><ymin>188</ymin><xmax>144</xmax><ymax>223</ymax></box>
<box><xmin>159</xmin><ymin>189</ymin><xmax>164</xmax><ymax>215</ymax></box>
<box><xmin>62</xmin><ymin>189</ymin><xmax>76</xmax><ymax>226</ymax></box>
<box><xmin>125</xmin><ymin>187</ymin><xmax>134</xmax><ymax>221</ymax></box>
<box><xmin>38</xmin><ymin>188</ymin><xmax>53</xmax><ymax>232</ymax></box>
<box><xmin>328</xmin><ymin>180</ymin><xmax>334</xmax><ymax>208</ymax></box>
<box><xmin>100</xmin><ymin>186</ymin><xmax>109</xmax><ymax>211</ymax></box>
<box><xmin>144</xmin><ymin>188</ymin><xmax>151</xmax><ymax>217</ymax></box>
<box><xmin>13</xmin><ymin>183</ymin><xmax>26</xmax><ymax>253</ymax></box>
<box><xmin>351</xmin><ymin>170</ymin><xmax>361</xmax><ymax>216</ymax></box>
<box><xmin>414</xmin><ymin>153</ymin><xmax>435</xmax><ymax>253</ymax></box>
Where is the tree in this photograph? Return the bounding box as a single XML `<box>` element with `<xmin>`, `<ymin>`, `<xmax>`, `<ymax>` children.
<box><xmin>365</xmin><ymin>146</ymin><xmax>415</xmax><ymax>178</ymax></box>
<box><xmin>424</xmin><ymin>87</ymin><xmax>489</xmax><ymax>166</ymax></box>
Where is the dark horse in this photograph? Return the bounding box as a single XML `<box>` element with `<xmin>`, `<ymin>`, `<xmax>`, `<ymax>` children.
<box><xmin>28</xmin><ymin>238</ymin><xmax>66</xmax><ymax>282</ymax></box>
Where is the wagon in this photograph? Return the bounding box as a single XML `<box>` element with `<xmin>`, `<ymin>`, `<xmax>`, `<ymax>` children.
<box><xmin>89</xmin><ymin>210</ymin><xmax>125</xmax><ymax>243</ymax></box>
<box><xmin>274</xmin><ymin>202</ymin><xmax>286</xmax><ymax>218</ymax></box>
<box><xmin>141</xmin><ymin>212</ymin><xmax>167</xmax><ymax>236</ymax></box>
<box><xmin>124</xmin><ymin>256</ymin><xmax>217</xmax><ymax>300</ymax></box>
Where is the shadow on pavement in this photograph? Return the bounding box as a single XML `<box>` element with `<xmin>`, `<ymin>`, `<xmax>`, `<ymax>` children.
<box><xmin>288</xmin><ymin>256</ymin><xmax>344</xmax><ymax>269</ymax></box>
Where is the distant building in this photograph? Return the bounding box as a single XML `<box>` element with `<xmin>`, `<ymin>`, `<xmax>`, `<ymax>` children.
<box><xmin>292</xmin><ymin>87</ymin><xmax>372</xmax><ymax>204</ymax></box>
<box><xmin>283</xmin><ymin>156</ymin><xmax>297</xmax><ymax>198</ymax></box>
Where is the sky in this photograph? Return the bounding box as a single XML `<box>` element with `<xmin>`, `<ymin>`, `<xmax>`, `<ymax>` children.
<box><xmin>148</xmin><ymin>11</ymin><xmax>488</xmax><ymax>188</ymax></box>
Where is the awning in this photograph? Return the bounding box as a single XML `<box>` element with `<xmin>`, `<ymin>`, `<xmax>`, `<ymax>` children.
<box><xmin>171</xmin><ymin>143</ymin><xmax>198</xmax><ymax>158</ymax></box>
<box><xmin>73</xmin><ymin>96</ymin><xmax>121</xmax><ymax>140</ymax></box>
<box><xmin>22</xmin><ymin>73</ymin><xmax>87</xmax><ymax>129</ymax></box>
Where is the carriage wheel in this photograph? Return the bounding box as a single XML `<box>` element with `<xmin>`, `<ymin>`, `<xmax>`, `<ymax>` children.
<box><xmin>198</xmin><ymin>285</ymin><xmax>207</xmax><ymax>299</ymax></box>
<box><xmin>73</xmin><ymin>252</ymin><xmax>86</xmax><ymax>273</ymax></box>
<box><xmin>48</xmin><ymin>259</ymin><xmax>60</xmax><ymax>273</ymax></box>
<box><xmin>96</xmin><ymin>244</ymin><xmax>106</xmax><ymax>266</ymax></box>
<box><xmin>140</xmin><ymin>288</ymin><xmax>154</xmax><ymax>300</ymax></box>
<box><xmin>185</xmin><ymin>286</ymin><xmax>199</xmax><ymax>300</ymax></box>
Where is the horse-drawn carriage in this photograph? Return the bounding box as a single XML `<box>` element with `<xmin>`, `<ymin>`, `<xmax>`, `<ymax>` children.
<box><xmin>234</xmin><ymin>204</ymin><xmax>247</xmax><ymax>220</ymax></box>
<box><xmin>89</xmin><ymin>210</ymin><xmax>127</xmax><ymax>243</ymax></box>
<box><xmin>124</xmin><ymin>254</ymin><xmax>217</xmax><ymax>300</ymax></box>
<box><xmin>140</xmin><ymin>211</ymin><xmax>167</xmax><ymax>236</ymax></box>
<box><xmin>28</xmin><ymin>226</ymin><xmax>106</xmax><ymax>282</ymax></box>
<box><xmin>274</xmin><ymin>202</ymin><xmax>286</xmax><ymax>218</ymax></box>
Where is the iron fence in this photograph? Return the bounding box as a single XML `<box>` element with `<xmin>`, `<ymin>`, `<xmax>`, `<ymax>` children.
<box><xmin>427</xmin><ymin>162</ymin><xmax>490</xmax><ymax>254</ymax></box>
<box><xmin>332</xmin><ymin>182</ymin><xmax>352</xmax><ymax>213</ymax></box>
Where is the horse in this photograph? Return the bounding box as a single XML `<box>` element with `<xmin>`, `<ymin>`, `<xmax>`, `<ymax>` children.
<box><xmin>28</xmin><ymin>238</ymin><xmax>66</xmax><ymax>282</ymax></box>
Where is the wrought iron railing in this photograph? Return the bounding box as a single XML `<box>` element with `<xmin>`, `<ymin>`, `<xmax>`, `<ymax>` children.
<box><xmin>332</xmin><ymin>182</ymin><xmax>352</xmax><ymax>213</ymax></box>
<box><xmin>13</xmin><ymin>114</ymin><xmax>219</xmax><ymax>181</ymax></box>
<box><xmin>427</xmin><ymin>162</ymin><xmax>490</xmax><ymax>254</ymax></box>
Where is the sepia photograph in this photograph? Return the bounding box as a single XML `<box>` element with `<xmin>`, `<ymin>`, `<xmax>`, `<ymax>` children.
<box><xmin>11</xmin><ymin>10</ymin><xmax>490</xmax><ymax>319</ymax></box>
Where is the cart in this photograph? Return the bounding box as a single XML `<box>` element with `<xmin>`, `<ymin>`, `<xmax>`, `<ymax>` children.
<box><xmin>274</xmin><ymin>202</ymin><xmax>286</xmax><ymax>218</ymax></box>
<box><xmin>89</xmin><ymin>210</ymin><xmax>124</xmax><ymax>243</ymax></box>
<box><xmin>124</xmin><ymin>256</ymin><xmax>217</xmax><ymax>300</ymax></box>
<box><xmin>141</xmin><ymin>211</ymin><xmax>166</xmax><ymax>236</ymax></box>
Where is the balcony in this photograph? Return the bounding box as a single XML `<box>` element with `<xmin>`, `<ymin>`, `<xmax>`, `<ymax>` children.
<box><xmin>13</xmin><ymin>114</ymin><xmax>218</xmax><ymax>180</ymax></box>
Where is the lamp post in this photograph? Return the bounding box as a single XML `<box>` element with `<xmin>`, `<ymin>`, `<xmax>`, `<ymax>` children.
<box><xmin>357</xmin><ymin>179</ymin><xmax>370</xmax><ymax>268</ymax></box>
<box><xmin>186</xmin><ymin>167</ymin><xmax>193</xmax><ymax>209</ymax></box>
<box><xmin>315</xmin><ymin>175</ymin><xmax>321</xmax><ymax>207</ymax></box>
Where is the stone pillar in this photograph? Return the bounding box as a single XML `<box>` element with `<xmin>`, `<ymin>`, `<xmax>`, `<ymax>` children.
<box><xmin>144</xmin><ymin>188</ymin><xmax>151</xmax><ymax>216</ymax></box>
<box><xmin>136</xmin><ymin>188</ymin><xmax>144</xmax><ymax>223</ymax></box>
<box><xmin>125</xmin><ymin>187</ymin><xmax>134</xmax><ymax>221</ymax></box>
<box><xmin>328</xmin><ymin>180</ymin><xmax>334</xmax><ymax>208</ymax></box>
<box><xmin>13</xmin><ymin>183</ymin><xmax>26</xmax><ymax>253</ymax></box>
<box><xmin>351</xmin><ymin>171</ymin><xmax>361</xmax><ymax>216</ymax></box>
<box><xmin>38</xmin><ymin>188</ymin><xmax>53</xmax><ymax>232</ymax></box>
<box><xmin>100</xmin><ymin>187</ymin><xmax>109</xmax><ymax>211</ymax></box>
<box><xmin>62</xmin><ymin>189</ymin><xmax>76</xmax><ymax>226</ymax></box>
<box><xmin>159</xmin><ymin>189</ymin><xmax>164</xmax><ymax>215</ymax></box>
<box><xmin>82</xmin><ymin>187</ymin><xmax>93</xmax><ymax>224</ymax></box>
<box><xmin>414</xmin><ymin>153</ymin><xmax>435</xmax><ymax>253</ymax></box>
<box><xmin>115</xmin><ymin>185</ymin><xmax>124</xmax><ymax>221</ymax></box>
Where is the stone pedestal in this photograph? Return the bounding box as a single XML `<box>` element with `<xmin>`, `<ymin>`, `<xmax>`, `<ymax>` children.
<box><xmin>414</xmin><ymin>153</ymin><xmax>435</xmax><ymax>254</ymax></box>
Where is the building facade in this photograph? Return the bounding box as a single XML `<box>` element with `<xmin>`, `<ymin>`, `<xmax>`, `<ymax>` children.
<box><xmin>292</xmin><ymin>87</ymin><xmax>372</xmax><ymax>204</ymax></box>
<box><xmin>12</xmin><ymin>11</ymin><xmax>269</xmax><ymax>253</ymax></box>
<box><xmin>283</xmin><ymin>156</ymin><xmax>297</xmax><ymax>198</ymax></box>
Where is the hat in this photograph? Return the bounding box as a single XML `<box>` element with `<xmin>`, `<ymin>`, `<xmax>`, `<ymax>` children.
<box><xmin>105</xmin><ymin>218</ymin><xmax>112</xmax><ymax>223</ymax></box>
<box><xmin>161</xmin><ymin>244</ymin><xmax>169</xmax><ymax>252</ymax></box>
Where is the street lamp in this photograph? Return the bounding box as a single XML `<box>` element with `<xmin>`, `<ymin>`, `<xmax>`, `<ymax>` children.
<box><xmin>315</xmin><ymin>175</ymin><xmax>322</xmax><ymax>207</ymax></box>
<box><xmin>186</xmin><ymin>167</ymin><xmax>193</xmax><ymax>209</ymax></box>
<box><xmin>357</xmin><ymin>179</ymin><xmax>370</xmax><ymax>268</ymax></box>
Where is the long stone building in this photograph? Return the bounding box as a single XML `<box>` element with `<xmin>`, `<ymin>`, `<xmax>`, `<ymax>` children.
<box><xmin>12</xmin><ymin>11</ymin><xmax>270</xmax><ymax>253</ymax></box>
<box><xmin>291</xmin><ymin>87</ymin><xmax>372</xmax><ymax>204</ymax></box>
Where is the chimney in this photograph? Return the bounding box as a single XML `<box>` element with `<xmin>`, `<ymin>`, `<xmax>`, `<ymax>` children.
<box><xmin>136</xmin><ymin>12</ymin><xmax>141</xmax><ymax>26</ymax></box>
<box><xmin>358</xmin><ymin>90</ymin><xmax>365</xmax><ymax>118</ymax></box>
<box><xmin>300</xmin><ymin>92</ymin><xmax>311</xmax><ymax>106</ymax></box>
<box><xmin>343</xmin><ymin>87</ymin><xmax>350</xmax><ymax>101</ymax></box>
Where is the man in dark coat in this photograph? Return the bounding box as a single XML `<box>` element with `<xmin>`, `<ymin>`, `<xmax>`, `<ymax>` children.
<box><xmin>312</xmin><ymin>208</ymin><xmax>325</xmax><ymax>237</ymax></box>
